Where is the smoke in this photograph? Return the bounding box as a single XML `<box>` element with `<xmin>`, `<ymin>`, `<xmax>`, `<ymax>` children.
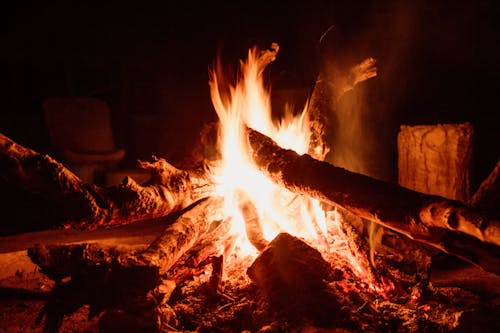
<box><xmin>318</xmin><ymin>0</ymin><xmax>421</xmax><ymax>182</ymax></box>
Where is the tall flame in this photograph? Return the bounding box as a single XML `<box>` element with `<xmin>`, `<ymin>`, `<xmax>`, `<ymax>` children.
<box><xmin>209</xmin><ymin>44</ymin><xmax>392</xmax><ymax>293</ymax></box>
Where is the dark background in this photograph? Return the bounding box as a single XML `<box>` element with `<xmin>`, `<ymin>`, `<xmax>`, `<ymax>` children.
<box><xmin>2</xmin><ymin>0</ymin><xmax>499</xmax><ymax>188</ymax></box>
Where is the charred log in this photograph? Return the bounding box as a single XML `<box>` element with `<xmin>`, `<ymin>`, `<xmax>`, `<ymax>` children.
<box><xmin>0</xmin><ymin>132</ymin><xmax>215</xmax><ymax>230</ymax></box>
<box><xmin>27</xmin><ymin>197</ymin><xmax>226</xmax><ymax>332</ymax></box>
<box><xmin>247</xmin><ymin>233</ymin><xmax>349</xmax><ymax>328</ymax></box>
<box><xmin>246</xmin><ymin>127</ymin><xmax>500</xmax><ymax>274</ymax></box>
<box><xmin>469</xmin><ymin>159</ymin><xmax>500</xmax><ymax>218</ymax></box>
<box><xmin>28</xmin><ymin>197</ymin><xmax>225</xmax><ymax>280</ymax></box>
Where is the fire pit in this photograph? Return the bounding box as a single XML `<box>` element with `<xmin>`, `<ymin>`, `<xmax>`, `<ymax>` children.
<box><xmin>0</xmin><ymin>44</ymin><xmax>499</xmax><ymax>332</ymax></box>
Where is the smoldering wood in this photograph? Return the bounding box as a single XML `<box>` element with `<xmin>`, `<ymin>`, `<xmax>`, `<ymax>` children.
<box><xmin>0</xmin><ymin>132</ymin><xmax>215</xmax><ymax>230</ymax></box>
<box><xmin>28</xmin><ymin>196</ymin><xmax>226</xmax><ymax>333</ymax></box>
<box><xmin>28</xmin><ymin>196</ymin><xmax>225</xmax><ymax>280</ymax></box>
<box><xmin>247</xmin><ymin>232</ymin><xmax>333</xmax><ymax>290</ymax></box>
<box><xmin>247</xmin><ymin>232</ymin><xmax>346</xmax><ymax>327</ymax></box>
<box><xmin>122</xmin><ymin>196</ymin><xmax>225</xmax><ymax>274</ymax></box>
<box><xmin>246</xmin><ymin>127</ymin><xmax>500</xmax><ymax>274</ymax></box>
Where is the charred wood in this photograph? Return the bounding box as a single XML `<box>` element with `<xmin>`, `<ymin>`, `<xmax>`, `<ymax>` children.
<box><xmin>27</xmin><ymin>197</ymin><xmax>226</xmax><ymax>332</ymax></box>
<box><xmin>247</xmin><ymin>233</ymin><xmax>347</xmax><ymax>327</ymax></box>
<box><xmin>28</xmin><ymin>197</ymin><xmax>225</xmax><ymax>280</ymax></box>
<box><xmin>0</xmin><ymin>132</ymin><xmax>215</xmax><ymax>230</ymax></box>
<box><xmin>469</xmin><ymin>159</ymin><xmax>500</xmax><ymax>218</ymax></box>
<box><xmin>246</xmin><ymin>127</ymin><xmax>500</xmax><ymax>274</ymax></box>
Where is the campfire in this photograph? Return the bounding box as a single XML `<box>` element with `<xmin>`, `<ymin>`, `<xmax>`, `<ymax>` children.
<box><xmin>1</xmin><ymin>43</ymin><xmax>499</xmax><ymax>332</ymax></box>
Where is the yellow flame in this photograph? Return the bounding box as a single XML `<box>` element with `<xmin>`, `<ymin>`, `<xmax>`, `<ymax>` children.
<box><xmin>209</xmin><ymin>44</ymin><xmax>323</xmax><ymax>247</ymax></box>
<box><xmin>209</xmin><ymin>44</ymin><xmax>392</xmax><ymax>294</ymax></box>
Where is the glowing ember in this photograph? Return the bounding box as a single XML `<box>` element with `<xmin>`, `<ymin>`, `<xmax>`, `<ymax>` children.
<box><xmin>209</xmin><ymin>43</ymin><xmax>392</xmax><ymax>294</ymax></box>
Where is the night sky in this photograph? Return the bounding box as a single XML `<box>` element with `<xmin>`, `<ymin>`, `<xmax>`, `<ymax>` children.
<box><xmin>3</xmin><ymin>0</ymin><xmax>499</xmax><ymax>186</ymax></box>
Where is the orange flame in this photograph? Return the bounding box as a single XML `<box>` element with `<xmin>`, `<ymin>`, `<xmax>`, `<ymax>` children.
<box><xmin>209</xmin><ymin>44</ymin><xmax>392</xmax><ymax>294</ymax></box>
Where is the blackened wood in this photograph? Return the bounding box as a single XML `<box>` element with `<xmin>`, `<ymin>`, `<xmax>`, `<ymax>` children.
<box><xmin>469</xmin><ymin>159</ymin><xmax>500</xmax><ymax>218</ymax></box>
<box><xmin>247</xmin><ymin>232</ymin><xmax>333</xmax><ymax>290</ymax></box>
<box><xmin>247</xmin><ymin>233</ymin><xmax>344</xmax><ymax>327</ymax></box>
<box><xmin>28</xmin><ymin>197</ymin><xmax>225</xmax><ymax>280</ymax></box>
<box><xmin>246</xmin><ymin>127</ymin><xmax>500</xmax><ymax>274</ymax></box>
<box><xmin>28</xmin><ymin>197</ymin><xmax>225</xmax><ymax>333</ymax></box>
<box><xmin>0</xmin><ymin>132</ymin><xmax>215</xmax><ymax>230</ymax></box>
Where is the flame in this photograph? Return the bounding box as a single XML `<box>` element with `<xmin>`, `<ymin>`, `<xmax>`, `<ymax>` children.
<box><xmin>209</xmin><ymin>44</ymin><xmax>392</xmax><ymax>294</ymax></box>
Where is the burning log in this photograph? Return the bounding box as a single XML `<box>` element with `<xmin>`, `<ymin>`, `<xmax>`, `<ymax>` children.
<box><xmin>27</xmin><ymin>196</ymin><xmax>226</xmax><ymax>332</ymax></box>
<box><xmin>0</xmin><ymin>132</ymin><xmax>215</xmax><ymax>230</ymax></box>
<box><xmin>28</xmin><ymin>196</ymin><xmax>225</xmax><ymax>281</ymax></box>
<box><xmin>247</xmin><ymin>233</ymin><xmax>345</xmax><ymax>327</ymax></box>
<box><xmin>246</xmin><ymin>127</ymin><xmax>500</xmax><ymax>274</ymax></box>
<box><xmin>236</xmin><ymin>189</ymin><xmax>268</xmax><ymax>252</ymax></box>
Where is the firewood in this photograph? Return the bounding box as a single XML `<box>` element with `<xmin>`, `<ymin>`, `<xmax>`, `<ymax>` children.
<box><xmin>0</xmin><ymin>132</ymin><xmax>215</xmax><ymax>230</ymax></box>
<box><xmin>469</xmin><ymin>158</ymin><xmax>500</xmax><ymax>218</ymax></box>
<box><xmin>398</xmin><ymin>122</ymin><xmax>473</xmax><ymax>201</ymax></box>
<box><xmin>122</xmin><ymin>196</ymin><xmax>225</xmax><ymax>274</ymax></box>
<box><xmin>246</xmin><ymin>127</ymin><xmax>500</xmax><ymax>274</ymax></box>
<box><xmin>28</xmin><ymin>196</ymin><xmax>225</xmax><ymax>279</ymax></box>
<box><xmin>247</xmin><ymin>232</ymin><xmax>333</xmax><ymax>290</ymax></box>
<box><xmin>247</xmin><ymin>233</ymin><xmax>346</xmax><ymax>327</ymax></box>
<box><xmin>28</xmin><ymin>196</ymin><xmax>225</xmax><ymax>333</ymax></box>
<box><xmin>235</xmin><ymin>189</ymin><xmax>268</xmax><ymax>251</ymax></box>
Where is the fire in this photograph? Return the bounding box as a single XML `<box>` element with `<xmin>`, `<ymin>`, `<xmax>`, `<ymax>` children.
<box><xmin>209</xmin><ymin>44</ymin><xmax>392</xmax><ymax>293</ymax></box>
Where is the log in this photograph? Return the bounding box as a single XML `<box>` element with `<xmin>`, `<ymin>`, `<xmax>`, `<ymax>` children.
<box><xmin>469</xmin><ymin>159</ymin><xmax>500</xmax><ymax>218</ymax></box>
<box><xmin>28</xmin><ymin>196</ymin><xmax>225</xmax><ymax>280</ymax></box>
<box><xmin>247</xmin><ymin>233</ymin><xmax>345</xmax><ymax>327</ymax></box>
<box><xmin>245</xmin><ymin>127</ymin><xmax>500</xmax><ymax>274</ymax></box>
<box><xmin>398</xmin><ymin>122</ymin><xmax>473</xmax><ymax>201</ymax></box>
<box><xmin>28</xmin><ymin>196</ymin><xmax>226</xmax><ymax>333</ymax></box>
<box><xmin>0</xmin><ymin>132</ymin><xmax>215</xmax><ymax>230</ymax></box>
<box><xmin>123</xmin><ymin>196</ymin><xmax>225</xmax><ymax>274</ymax></box>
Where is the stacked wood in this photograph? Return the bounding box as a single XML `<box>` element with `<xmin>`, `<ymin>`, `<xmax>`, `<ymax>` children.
<box><xmin>27</xmin><ymin>196</ymin><xmax>226</xmax><ymax>333</ymax></box>
<box><xmin>2</xmin><ymin>127</ymin><xmax>498</xmax><ymax>273</ymax></box>
<box><xmin>245</xmin><ymin>126</ymin><xmax>500</xmax><ymax>274</ymax></box>
<box><xmin>0</xmin><ymin>132</ymin><xmax>215</xmax><ymax>230</ymax></box>
<box><xmin>398</xmin><ymin>122</ymin><xmax>474</xmax><ymax>201</ymax></box>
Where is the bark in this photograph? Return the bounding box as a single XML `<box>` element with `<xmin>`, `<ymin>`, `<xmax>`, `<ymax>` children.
<box><xmin>469</xmin><ymin>159</ymin><xmax>500</xmax><ymax>218</ymax></box>
<box><xmin>0</xmin><ymin>132</ymin><xmax>215</xmax><ymax>230</ymax></box>
<box><xmin>28</xmin><ymin>196</ymin><xmax>226</xmax><ymax>332</ymax></box>
<box><xmin>398</xmin><ymin>122</ymin><xmax>473</xmax><ymax>201</ymax></box>
<box><xmin>28</xmin><ymin>196</ymin><xmax>225</xmax><ymax>280</ymax></box>
<box><xmin>246</xmin><ymin>127</ymin><xmax>500</xmax><ymax>274</ymax></box>
<box><xmin>122</xmin><ymin>196</ymin><xmax>225</xmax><ymax>274</ymax></box>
